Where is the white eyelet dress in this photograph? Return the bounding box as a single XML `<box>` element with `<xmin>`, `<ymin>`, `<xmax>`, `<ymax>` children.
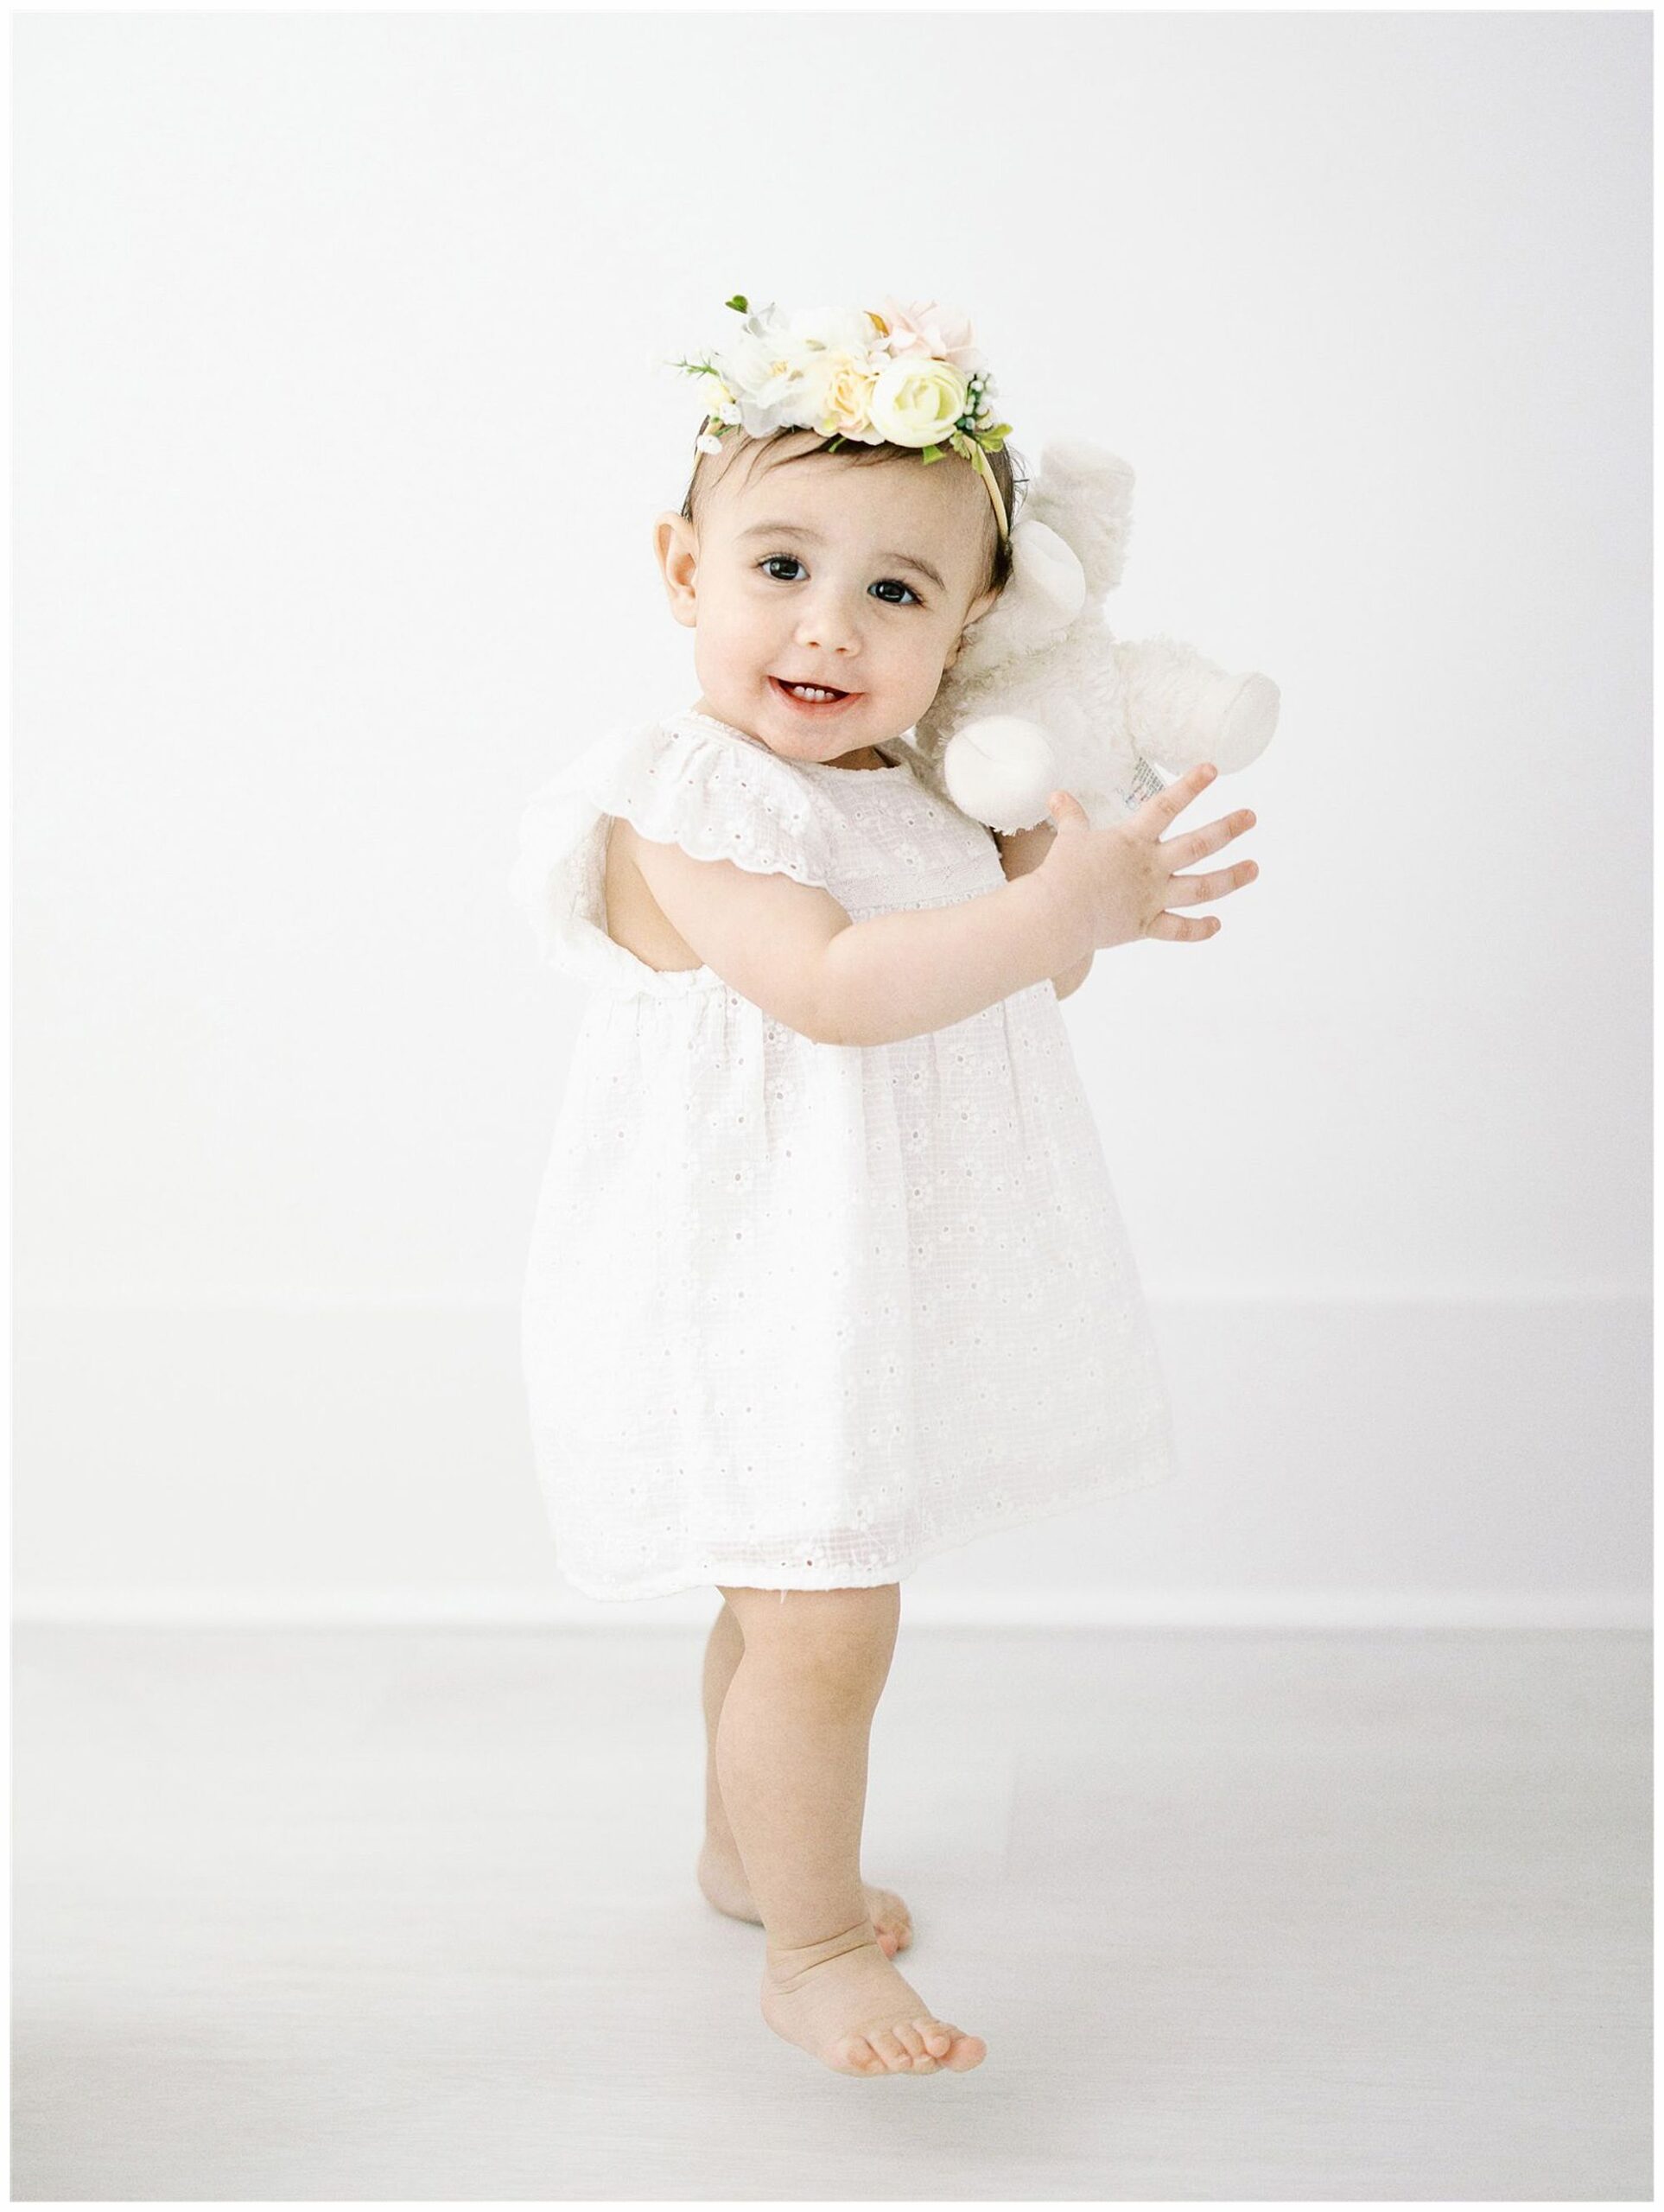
<box><xmin>511</xmin><ymin>709</ymin><xmax>1179</xmax><ymax>1601</ymax></box>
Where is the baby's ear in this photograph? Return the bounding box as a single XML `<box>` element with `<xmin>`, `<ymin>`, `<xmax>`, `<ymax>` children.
<box><xmin>964</xmin><ymin>582</ymin><xmax>1001</xmax><ymax>630</ymax></box>
<box><xmin>654</xmin><ymin>512</ymin><xmax>700</xmax><ymax>626</ymax></box>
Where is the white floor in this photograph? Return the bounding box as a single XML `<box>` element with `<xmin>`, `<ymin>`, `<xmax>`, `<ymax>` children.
<box><xmin>11</xmin><ymin>1623</ymin><xmax>1650</xmax><ymax>2201</ymax></box>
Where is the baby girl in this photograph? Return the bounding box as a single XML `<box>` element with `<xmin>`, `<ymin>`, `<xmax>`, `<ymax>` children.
<box><xmin>512</xmin><ymin>296</ymin><xmax>1258</xmax><ymax>2079</ymax></box>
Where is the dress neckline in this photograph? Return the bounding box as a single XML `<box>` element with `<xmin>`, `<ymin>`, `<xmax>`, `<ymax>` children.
<box><xmin>671</xmin><ymin>709</ymin><xmax>916</xmax><ymax>776</ymax></box>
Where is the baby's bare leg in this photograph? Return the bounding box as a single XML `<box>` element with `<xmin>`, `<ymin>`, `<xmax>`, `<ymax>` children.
<box><xmin>700</xmin><ymin>1598</ymin><xmax>746</xmax><ymax>1858</ymax></box>
<box><xmin>715</xmin><ymin>1583</ymin><xmax>986</xmax><ymax>2079</ymax></box>
<box><xmin>695</xmin><ymin>1599</ymin><xmax>913</xmax><ymax>1955</ymax></box>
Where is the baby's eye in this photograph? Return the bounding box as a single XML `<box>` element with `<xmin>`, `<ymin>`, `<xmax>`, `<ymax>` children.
<box><xmin>757</xmin><ymin>556</ymin><xmax>922</xmax><ymax>607</ymax></box>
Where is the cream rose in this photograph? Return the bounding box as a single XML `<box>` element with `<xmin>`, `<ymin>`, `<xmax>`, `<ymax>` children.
<box><xmin>867</xmin><ymin>357</ymin><xmax>969</xmax><ymax>448</ymax></box>
<box><xmin>802</xmin><ymin>348</ymin><xmax>880</xmax><ymax>436</ymax></box>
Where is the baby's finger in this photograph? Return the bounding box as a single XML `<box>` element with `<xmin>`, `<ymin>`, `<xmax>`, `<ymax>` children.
<box><xmin>1159</xmin><ymin>806</ymin><xmax>1257</xmax><ymax>871</ymax></box>
<box><xmin>1128</xmin><ymin>762</ymin><xmax>1216</xmax><ymax>838</ymax></box>
<box><xmin>1047</xmin><ymin>789</ymin><xmax>1090</xmax><ymax>831</ymax></box>
<box><xmin>1145</xmin><ymin>908</ymin><xmax>1222</xmax><ymax>942</ymax></box>
<box><xmin>1161</xmin><ymin>856</ymin><xmax>1260</xmax><ymax>906</ymax></box>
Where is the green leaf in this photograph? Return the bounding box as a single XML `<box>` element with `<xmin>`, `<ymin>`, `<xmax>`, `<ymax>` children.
<box><xmin>724</xmin><ymin>295</ymin><xmax>748</xmax><ymax>313</ymax></box>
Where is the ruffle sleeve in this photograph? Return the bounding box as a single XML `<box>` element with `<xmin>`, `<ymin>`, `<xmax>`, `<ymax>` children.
<box><xmin>509</xmin><ymin>715</ymin><xmax>841</xmax><ymax>996</ymax></box>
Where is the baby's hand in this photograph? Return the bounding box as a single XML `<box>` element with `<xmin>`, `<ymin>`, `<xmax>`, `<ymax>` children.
<box><xmin>1038</xmin><ymin>766</ymin><xmax>1258</xmax><ymax>951</ymax></box>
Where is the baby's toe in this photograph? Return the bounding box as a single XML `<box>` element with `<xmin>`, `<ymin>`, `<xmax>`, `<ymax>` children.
<box><xmin>916</xmin><ymin>2018</ymin><xmax>953</xmax><ymax>2056</ymax></box>
<box><xmin>891</xmin><ymin>2022</ymin><xmax>928</xmax><ymax>2060</ymax></box>
<box><xmin>866</xmin><ymin>2027</ymin><xmax>912</xmax><ymax>2073</ymax></box>
<box><xmin>937</xmin><ymin>2024</ymin><xmax>987</xmax><ymax>2071</ymax></box>
<box><xmin>839</xmin><ymin>2035</ymin><xmax>885</xmax><ymax>2075</ymax></box>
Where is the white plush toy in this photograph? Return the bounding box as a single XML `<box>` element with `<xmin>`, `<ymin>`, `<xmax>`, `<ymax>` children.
<box><xmin>892</xmin><ymin>438</ymin><xmax>1280</xmax><ymax>832</ymax></box>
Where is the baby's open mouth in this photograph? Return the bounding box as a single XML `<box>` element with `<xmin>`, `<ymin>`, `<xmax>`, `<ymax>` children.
<box><xmin>771</xmin><ymin>675</ymin><xmax>860</xmax><ymax>706</ymax></box>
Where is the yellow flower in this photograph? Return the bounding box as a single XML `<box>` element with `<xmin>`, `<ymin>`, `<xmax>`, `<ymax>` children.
<box><xmin>803</xmin><ymin>349</ymin><xmax>880</xmax><ymax>436</ymax></box>
<box><xmin>867</xmin><ymin>357</ymin><xmax>969</xmax><ymax>448</ymax></box>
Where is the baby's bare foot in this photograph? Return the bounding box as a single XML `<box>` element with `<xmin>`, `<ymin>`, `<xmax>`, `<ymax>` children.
<box><xmin>697</xmin><ymin>1841</ymin><xmax>912</xmax><ymax>1957</ymax></box>
<box><xmin>760</xmin><ymin>1919</ymin><xmax>986</xmax><ymax>2078</ymax></box>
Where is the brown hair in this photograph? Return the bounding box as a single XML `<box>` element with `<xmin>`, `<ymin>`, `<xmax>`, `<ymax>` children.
<box><xmin>679</xmin><ymin>420</ymin><xmax>1029</xmax><ymax>603</ymax></box>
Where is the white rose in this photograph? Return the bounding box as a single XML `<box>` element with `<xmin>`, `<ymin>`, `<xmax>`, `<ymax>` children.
<box><xmin>783</xmin><ymin>304</ymin><xmax>880</xmax><ymax>358</ymax></box>
<box><xmin>867</xmin><ymin>358</ymin><xmax>969</xmax><ymax>448</ymax></box>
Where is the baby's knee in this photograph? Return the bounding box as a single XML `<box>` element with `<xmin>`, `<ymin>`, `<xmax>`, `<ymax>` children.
<box><xmin>720</xmin><ymin>1582</ymin><xmax>899</xmax><ymax>1690</ymax></box>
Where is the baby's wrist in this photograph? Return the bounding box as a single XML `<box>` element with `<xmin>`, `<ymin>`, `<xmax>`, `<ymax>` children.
<box><xmin>1010</xmin><ymin>863</ymin><xmax>1095</xmax><ymax>974</ymax></box>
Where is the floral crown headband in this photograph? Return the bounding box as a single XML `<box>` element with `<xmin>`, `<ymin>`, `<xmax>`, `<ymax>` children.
<box><xmin>667</xmin><ymin>293</ymin><xmax>1014</xmax><ymax>544</ymax></box>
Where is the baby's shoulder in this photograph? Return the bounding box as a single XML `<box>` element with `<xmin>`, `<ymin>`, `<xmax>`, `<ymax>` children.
<box><xmin>585</xmin><ymin>710</ymin><xmax>842</xmax><ymax>888</ymax></box>
<box><xmin>511</xmin><ymin>709</ymin><xmax>831</xmax><ymax>989</ymax></box>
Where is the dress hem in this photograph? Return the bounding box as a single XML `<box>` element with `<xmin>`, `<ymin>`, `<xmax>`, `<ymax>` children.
<box><xmin>545</xmin><ymin>1446</ymin><xmax>1180</xmax><ymax>1605</ymax></box>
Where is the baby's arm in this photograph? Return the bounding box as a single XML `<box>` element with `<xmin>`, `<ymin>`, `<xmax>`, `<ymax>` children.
<box><xmin>993</xmin><ymin>824</ymin><xmax>1094</xmax><ymax>1000</ymax></box>
<box><xmin>615</xmin><ymin>760</ymin><xmax>1247</xmax><ymax>1047</ymax></box>
<box><xmin>616</xmin><ymin>814</ymin><xmax>1091</xmax><ymax>1048</ymax></box>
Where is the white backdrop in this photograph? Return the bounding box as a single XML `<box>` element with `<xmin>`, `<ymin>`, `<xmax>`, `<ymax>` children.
<box><xmin>15</xmin><ymin>11</ymin><xmax>1649</xmax><ymax>1625</ymax></box>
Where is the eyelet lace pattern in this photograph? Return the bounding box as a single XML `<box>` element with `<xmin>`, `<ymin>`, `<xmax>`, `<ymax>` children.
<box><xmin>512</xmin><ymin>712</ymin><xmax>1178</xmax><ymax>1599</ymax></box>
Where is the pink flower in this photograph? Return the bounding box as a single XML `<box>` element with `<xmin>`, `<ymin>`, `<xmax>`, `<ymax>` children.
<box><xmin>871</xmin><ymin>296</ymin><xmax>987</xmax><ymax>376</ymax></box>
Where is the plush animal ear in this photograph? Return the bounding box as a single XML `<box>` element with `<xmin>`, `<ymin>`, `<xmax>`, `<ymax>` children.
<box><xmin>950</xmin><ymin>518</ymin><xmax>1087</xmax><ymax>687</ymax></box>
<box><xmin>1024</xmin><ymin>440</ymin><xmax>1137</xmax><ymax>601</ymax></box>
<box><xmin>1010</xmin><ymin>518</ymin><xmax>1089</xmax><ymax>628</ymax></box>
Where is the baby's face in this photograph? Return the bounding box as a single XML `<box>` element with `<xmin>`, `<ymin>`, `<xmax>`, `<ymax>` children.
<box><xmin>655</xmin><ymin>431</ymin><xmax>1000</xmax><ymax>767</ymax></box>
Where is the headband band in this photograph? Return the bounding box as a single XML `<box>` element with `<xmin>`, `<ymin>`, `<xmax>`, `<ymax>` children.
<box><xmin>668</xmin><ymin>293</ymin><xmax>1013</xmax><ymax>548</ymax></box>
